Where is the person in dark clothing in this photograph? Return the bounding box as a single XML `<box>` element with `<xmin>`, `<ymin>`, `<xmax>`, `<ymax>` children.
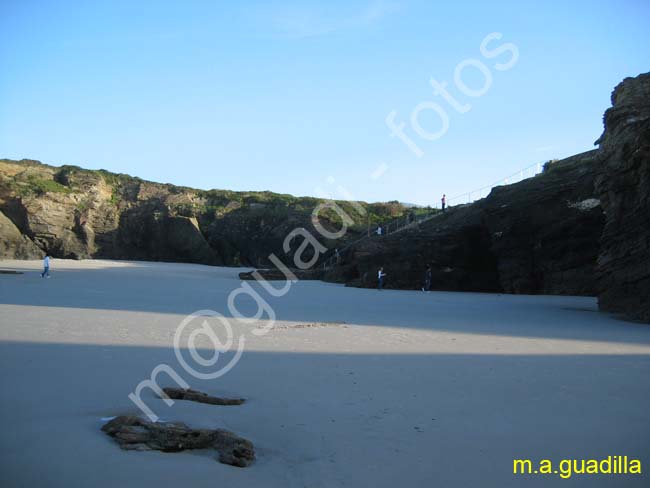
<box><xmin>441</xmin><ymin>194</ymin><xmax>446</xmax><ymax>212</ymax></box>
<box><xmin>377</xmin><ymin>267</ymin><xmax>386</xmax><ymax>290</ymax></box>
<box><xmin>422</xmin><ymin>266</ymin><xmax>432</xmax><ymax>292</ymax></box>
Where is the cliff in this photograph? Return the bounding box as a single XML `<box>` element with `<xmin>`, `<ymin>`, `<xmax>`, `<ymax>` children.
<box><xmin>323</xmin><ymin>150</ymin><xmax>604</xmax><ymax>296</ymax></box>
<box><xmin>2</xmin><ymin>73</ymin><xmax>648</xmax><ymax>323</ymax></box>
<box><xmin>595</xmin><ymin>73</ymin><xmax>650</xmax><ymax>322</ymax></box>
<box><xmin>0</xmin><ymin>160</ymin><xmax>419</xmax><ymax>267</ymax></box>
<box><xmin>322</xmin><ymin>72</ymin><xmax>650</xmax><ymax>323</ymax></box>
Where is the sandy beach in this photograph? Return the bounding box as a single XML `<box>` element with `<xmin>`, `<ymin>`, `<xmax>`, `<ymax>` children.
<box><xmin>1</xmin><ymin>259</ymin><xmax>649</xmax><ymax>487</ymax></box>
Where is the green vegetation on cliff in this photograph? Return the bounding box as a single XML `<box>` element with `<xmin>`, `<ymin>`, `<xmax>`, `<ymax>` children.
<box><xmin>0</xmin><ymin>158</ymin><xmax>428</xmax><ymax>266</ymax></box>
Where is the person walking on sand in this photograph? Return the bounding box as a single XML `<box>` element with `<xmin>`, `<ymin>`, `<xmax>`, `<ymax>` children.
<box><xmin>441</xmin><ymin>194</ymin><xmax>447</xmax><ymax>212</ymax></box>
<box><xmin>422</xmin><ymin>266</ymin><xmax>432</xmax><ymax>292</ymax></box>
<box><xmin>41</xmin><ymin>254</ymin><xmax>51</xmax><ymax>278</ymax></box>
<box><xmin>377</xmin><ymin>267</ymin><xmax>386</xmax><ymax>290</ymax></box>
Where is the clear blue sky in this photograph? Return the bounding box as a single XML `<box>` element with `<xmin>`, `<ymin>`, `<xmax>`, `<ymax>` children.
<box><xmin>1</xmin><ymin>0</ymin><xmax>648</xmax><ymax>206</ymax></box>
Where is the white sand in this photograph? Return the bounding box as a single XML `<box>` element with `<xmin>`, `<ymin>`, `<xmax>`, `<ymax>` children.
<box><xmin>1</xmin><ymin>259</ymin><xmax>649</xmax><ymax>487</ymax></box>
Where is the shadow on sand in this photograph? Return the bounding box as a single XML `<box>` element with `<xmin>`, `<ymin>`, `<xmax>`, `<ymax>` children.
<box><xmin>0</xmin><ymin>340</ymin><xmax>649</xmax><ymax>487</ymax></box>
<box><xmin>1</xmin><ymin>263</ymin><xmax>649</xmax><ymax>345</ymax></box>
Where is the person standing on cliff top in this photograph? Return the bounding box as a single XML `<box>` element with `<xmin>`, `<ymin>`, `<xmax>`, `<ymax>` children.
<box><xmin>378</xmin><ymin>267</ymin><xmax>386</xmax><ymax>290</ymax></box>
<box><xmin>41</xmin><ymin>254</ymin><xmax>51</xmax><ymax>278</ymax></box>
<box><xmin>441</xmin><ymin>194</ymin><xmax>446</xmax><ymax>212</ymax></box>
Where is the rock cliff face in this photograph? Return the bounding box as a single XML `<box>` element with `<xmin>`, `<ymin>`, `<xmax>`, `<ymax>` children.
<box><xmin>0</xmin><ymin>159</ymin><xmax>413</xmax><ymax>267</ymax></box>
<box><xmin>324</xmin><ymin>150</ymin><xmax>604</xmax><ymax>296</ymax></box>
<box><xmin>323</xmin><ymin>72</ymin><xmax>650</xmax><ymax>323</ymax></box>
<box><xmin>595</xmin><ymin>73</ymin><xmax>650</xmax><ymax>322</ymax></box>
<box><xmin>2</xmin><ymin>73</ymin><xmax>648</xmax><ymax>323</ymax></box>
<box><xmin>0</xmin><ymin>208</ymin><xmax>43</xmax><ymax>259</ymax></box>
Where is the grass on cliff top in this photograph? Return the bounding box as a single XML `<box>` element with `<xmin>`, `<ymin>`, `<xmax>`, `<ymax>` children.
<box><xmin>1</xmin><ymin>159</ymin><xmax>434</xmax><ymax>226</ymax></box>
<box><xmin>30</xmin><ymin>178</ymin><xmax>71</xmax><ymax>195</ymax></box>
<box><xmin>6</xmin><ymin>174</ymin><xmax>71</xmax><ymax>197</ymax></box>
<box><xmin>194</xmin><ymin>189</ymin><xmax>420</xmax><ymax>228</ymax></box>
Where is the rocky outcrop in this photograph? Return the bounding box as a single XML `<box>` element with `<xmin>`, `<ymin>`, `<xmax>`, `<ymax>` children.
<box><xmin>0</xmin><ymin>159</ymin><xmax>408</xmax><ymax>266</ymax></box>
<box><xmin>162</xmin><ymin>387</ymin><xmax>245</xmax><ymax>406</ymax></box>
<box><xmin>595</xmin><ymin>73</ymin><xmax>650</xmax><ymax>322</ymax></box>
<box><xmin>320</xmin><ymin>72</ymin><xmax>650</xmax><ymax>323</ymax></box>
<box><xmin>239</xmin><ymin>268</ymin><xmax>324</xmax><ymax>281</ymax></box>
<box><xmin>484</xmin><ymin>151</ymin><xmax>604</xmax><ymax>295</ymax></box>
<box><xmin>0</xmin><ymin>209</ymin><xmax>42</xmax><ymax>259</ymax></box>
<box><xmin>101</xmin><ymin>415</ymin><xmax>255</xmax><ymax>467</ymax></box>
<box><xmin>325</xmin><ymin>150</ymin><xmax>604</xmax><ymax>296</ymax></box>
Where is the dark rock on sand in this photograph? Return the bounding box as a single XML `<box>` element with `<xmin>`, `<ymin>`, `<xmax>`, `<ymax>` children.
<box><xmin>239</xmin><ymin>268</ymin><xmax>324</xmax><ymax>281</ymax></box>
<box><xmin>101</xmin><ymin>415</ymin><xmax>255</xmax><ymax>467</ymax></box>
<box><xmin>162</xmin><ymin>387</ymin><xmax>245</xmax><ymax>406</ymax></box>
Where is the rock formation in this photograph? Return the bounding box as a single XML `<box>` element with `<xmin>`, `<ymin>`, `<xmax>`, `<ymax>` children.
<box><xmin>161</xmin><ymin>387</ymin><xmax>245</xmax><ymax>406</ymax></box>
<box><xmin>101</xmin><ymin>415</ymin><xmax>255</xmax><ymax>467</ymax></box>
<box><xmin>595</xmin><ymin>73</ymin><xmax>650</xmax><ymax>322</ymax></box>
<box><xmin>321</xmin><ymin>72</ymin><xmax>650</xmax><ymax>322</ymax></box>
<box><xmin>324</xmin><ymin>150</ymin><xmax>604</xmax><ymax>296</ymax></box>
<box><xmin>239</xmin><ymin>267</ymin><xmax>324</xmax><ymax>281</ymax></box>
<box><xmin>0</xmin><ymin>159</ymin><xmax>412</xmax><ymax>266</ymax></box>
<box><xmin>0</xmin><ymin>208</ymin><xmax>43</xmax><ymax>259</ymax></box>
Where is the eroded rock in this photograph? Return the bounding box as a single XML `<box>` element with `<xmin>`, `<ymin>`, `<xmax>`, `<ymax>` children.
<box><xmin>0</xmin><ymin>209</ymin><xmax>43</xmax><ymax>259</ymax></box>
<box><xmin>239</xmin><ymin>268</ymin><xmax>324</xmax><ymax>281</ymax></box>
<box><xmin>322</xmin><ymin>150</ymin><xmax>604</xmax><ymax>296</ymax></box>
<box><xmin>162</xmin><ymin>387</ymin><xmax>245</xmax><ymax>406</ymax></box>
<box><xmin>101</xmin><ymin>415</ymin><xmax>255</xmax><ymax>467</ymax></box>
<box><xmin>595</xmin><ymin>72</ymin><xmax>650</xmax><ymax>322</ymax></box>
<box><xmin>0</xmin><ymin>158</ymin><xmax>405</xmax><ymax>266</ymax></box>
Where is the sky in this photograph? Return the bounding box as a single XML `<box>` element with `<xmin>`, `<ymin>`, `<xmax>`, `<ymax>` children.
<box><xmin>1</xmin><ymin>0</ymin><xmax>649</xmax><ymax>206</ymax></box>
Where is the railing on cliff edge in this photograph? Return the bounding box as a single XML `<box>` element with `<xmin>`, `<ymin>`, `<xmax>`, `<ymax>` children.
<box><xmin>445</xmin><ymin>160</ymin><xmax>545</xmax><ymax>206</ymax></box>
<box><xmin>321</xmin><ymin>159</ymin><xmax>549</xmax><ymax>270</ymax></box>
<box><xmin>321</xmin><ymin>210</ymin><xmax>438</xmax><ymax>269</ymax></box>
